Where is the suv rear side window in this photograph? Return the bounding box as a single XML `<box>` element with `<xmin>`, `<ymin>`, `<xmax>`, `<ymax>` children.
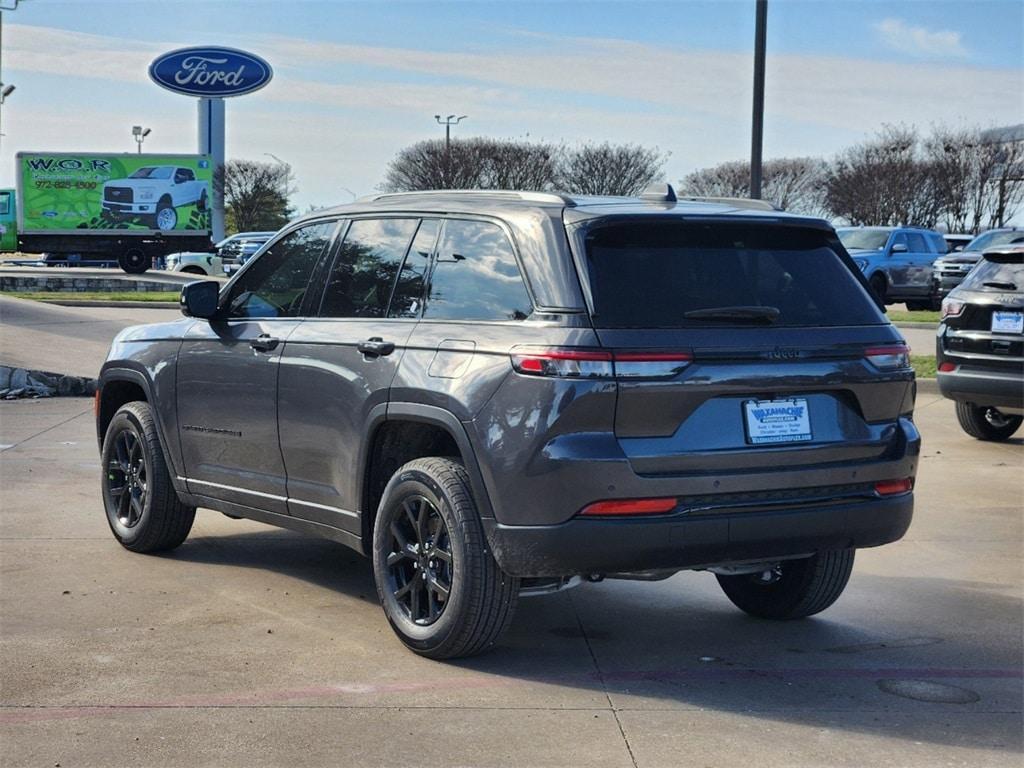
<box><xmin>582</xmin><ymin>221</ymin><xmax>884</xmax><ymax>328</ymax></box>
<box><xmin>319</xmin><ymin>218</ymin><xmax>419</xmax><ymax>318</ymax></box>
<box><xmin>423</xmin><ymin>220</ymin><xmax>532</xmax><ymax>321</ymax></box>
<box><xmin>226</xmin><ymin>221</ymin><xmax>336</xmax><ymax>319</ymax></box>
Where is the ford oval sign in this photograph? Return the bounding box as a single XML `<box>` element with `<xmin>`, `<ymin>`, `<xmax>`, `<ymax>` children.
<box><xmin>149</xmin><ymin>47</ymin><xmax>273</xmax><ymax>98</ymax></box>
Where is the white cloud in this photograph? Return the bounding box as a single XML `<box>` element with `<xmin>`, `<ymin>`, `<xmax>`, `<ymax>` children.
<box><xmin>874</xmin><ymin>18</ymin><xmax>968</xmax><ymax>59</ymax></box>
<box><xmin>3</xmin><ymin>22</ymin><xmax>1019</xmax><ymax>209</ymax></box>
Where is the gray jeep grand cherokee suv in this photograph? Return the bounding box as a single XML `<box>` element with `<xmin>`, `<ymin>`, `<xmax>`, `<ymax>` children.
<box><xmin>96</xmin><ymin>186</ymin><xmax>919</xmax><ymax>659</ymax></box>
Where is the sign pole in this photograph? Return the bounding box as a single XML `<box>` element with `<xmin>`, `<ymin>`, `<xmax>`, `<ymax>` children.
<box><xmin>197</xmin><ymin>97</ymin><xmax>226</xmax><ymax>242</ymax></box>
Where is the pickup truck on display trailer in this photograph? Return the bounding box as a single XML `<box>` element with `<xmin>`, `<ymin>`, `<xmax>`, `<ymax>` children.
<box><xmin>6</xmin><ymin>152</ymin><xmax>214</xmax><ymax>273</ymax></box>
<box><xmin>101</xmin><ymin>165</ymin><xmax>209</xmax><ymax>231</ymax></box>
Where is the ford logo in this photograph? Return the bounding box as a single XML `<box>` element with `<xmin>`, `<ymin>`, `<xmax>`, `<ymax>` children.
<box><xmin>149</xmin><ymin>47</ymin><xmax>273</xmax><ymax>98</ymax></box>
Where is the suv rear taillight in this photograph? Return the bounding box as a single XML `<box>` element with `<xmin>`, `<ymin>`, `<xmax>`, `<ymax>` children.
<box><xmin>510</xmin><ymin>347</ymin><xmax>692</xmax><ymax>379</ymax></box>
<box><xmin>864</xmin><ymin>344</ymin><xmax>910</xmax><ymax>370</ymax></box>
<box><xmin>941</xmin><ymin>298</ymin><xmax>965</xmax><ymax>319</ymax></box>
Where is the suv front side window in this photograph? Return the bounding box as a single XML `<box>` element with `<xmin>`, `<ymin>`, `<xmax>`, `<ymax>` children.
<box><xmin>225</xmin><ymin>221</ymin><xmax>337</xmax><ymax>319</ymax></box>
<box><xmin>319</xmin><ymin>218</ymin><xmax>420</xmax><ymax>318</ymax></box>
<box><xmin>423</xmin><ymin>219</ymin><xmax>532</xmax><ymax>321</ymax></box>
<box><xmin>905</xmin><ymin>232</ymin><xmax>928</xmax><ymax>253</ymax></box>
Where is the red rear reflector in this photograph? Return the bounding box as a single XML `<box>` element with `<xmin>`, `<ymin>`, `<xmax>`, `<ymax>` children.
<box><xmin>580</xmin><ymin>497</ymin><xmax>678</xmax><ymax>516</ymax></box>
<box><xmin>938</xmin><ymin>361</ymin><xmax>956</xmax><ymax>372</ymax></box>
<box><xmin>875</xmin><ymin>478</ymin><xmax>913</xmax><ymax>496</ymax></box>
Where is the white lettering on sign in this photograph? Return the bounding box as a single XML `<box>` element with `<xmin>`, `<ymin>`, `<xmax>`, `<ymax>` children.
<box><xmin>174</xmin><ymin>56</ymin><xmax>246</xmax><ymax>88</ymax></box>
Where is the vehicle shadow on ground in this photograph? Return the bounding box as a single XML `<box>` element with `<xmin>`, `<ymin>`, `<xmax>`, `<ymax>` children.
<box><xmin>172</xmin><ymin>526</ymin><xmax>1023</xmax><ymax>754</ymax></box>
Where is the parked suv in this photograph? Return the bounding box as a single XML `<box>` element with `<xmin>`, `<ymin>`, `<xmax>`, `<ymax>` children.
<box><xmin>837</xmin><ymin>226</ymin><xmax>946</xmax><ymax>309</ymax></box>
<box><xmin>937</xmin><ymin>246</ymin><xmax>1024</xmax><ymax>441</ymax></box>
<box><xmin>931</xmin><ymin>228</ymin><xmax>1024</xmax><ymax>302</ymax></box>
<box><xmin>96</xmin><ymin>187</ymin><xmax>919</xmax><ymax>659</ymax></box>
<box><xmin>219</xmin><ymin>231</ymin><xmax>275</xmax><ymax>274</ymax></box>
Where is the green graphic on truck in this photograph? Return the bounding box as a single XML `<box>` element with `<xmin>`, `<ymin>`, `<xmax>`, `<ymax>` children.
<box><xmin>18</xmin><ymin>153</ymin><xmax>212</xmax><ymax>233</ymax></box>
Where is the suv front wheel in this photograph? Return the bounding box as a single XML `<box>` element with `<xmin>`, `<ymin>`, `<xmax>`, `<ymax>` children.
<box><xmin>101</xmin><ymin>401</ymin><xmax>196</xmax><ymax>552</ymax></box>
<box><xmin>716</xmin><ymin>549</ymin><xmax>854</xmax><ymax>619</ymax></box>
<box><xmin>372</xmin><ymin>457</ymin><xmax>519</xmax><ymax>659</ymax></box>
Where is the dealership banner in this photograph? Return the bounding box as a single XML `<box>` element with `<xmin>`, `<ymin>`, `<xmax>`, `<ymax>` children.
<box><xmin>17</xmin><ymin>153</ymin><xmax>213</xmax><ymax>234</ymax></box>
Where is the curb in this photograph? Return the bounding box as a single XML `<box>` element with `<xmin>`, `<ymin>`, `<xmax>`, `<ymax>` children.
<box><xmin>0</xmin><ymin>365</ymin><xmax>97</xmax><ymax>399</ymax></box>
<box><xmin>916</xmin><ymin>378</ymin><xmax>939</xmax><ymax>395</ymax></box>
<box><xmin>894</xmin><ymin>321</ymin><xmax>939</xmax><ymax>330</ymax></box>
<box><xmin>30</xmin><ymin>299</ymin><xmax>179</xmax><ymax>309</ymax></box>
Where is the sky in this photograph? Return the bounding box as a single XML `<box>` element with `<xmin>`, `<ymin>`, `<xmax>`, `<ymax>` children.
<box><xmin>1</xmin><ymin>0</ymin><xmax>1022</xmax><ymax>212</ymax></box>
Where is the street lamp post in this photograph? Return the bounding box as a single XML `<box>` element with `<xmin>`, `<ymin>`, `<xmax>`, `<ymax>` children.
<box><xmin>434</xmin><ymin>114</ymin><xmax>467</xmax><ymax>152</ymax></box>
<box><xmin>263</xmin><ymin>151</ymin><xmax>290</xmax><ymax>200</ymax></box>
<box><xmin>0</xmin><ymin>84</ymin><xmax>14</xmax><ymax>159</ymax></box>
<box><xmin>132</xmin><ymin>125</ymin><xmax>151</xmax><ymax>154</ymax></box>
<box><xmin>750</xmin><ymin>0</ymin><xmax>768</xmax><ymax>199</ymax></box>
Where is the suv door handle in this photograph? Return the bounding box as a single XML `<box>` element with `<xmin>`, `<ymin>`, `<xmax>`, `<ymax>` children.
<box><xmin>357</xmin><ymin>337</ymin><xmax>395</xmax><ymax>357</ymax></box>
<box><xmin>250</xmin><ymin>334</ymin><xmax>280</xmax><ymax>352</ymax></box>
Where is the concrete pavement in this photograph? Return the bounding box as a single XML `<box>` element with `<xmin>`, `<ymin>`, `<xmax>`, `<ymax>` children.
<box><xmin>0</xmin><ymin>391</ymin><xmax>1021</xmax><ymax>767</ymax></box>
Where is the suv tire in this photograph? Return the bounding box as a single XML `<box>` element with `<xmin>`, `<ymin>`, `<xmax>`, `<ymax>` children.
<box><xmin>100</xmin><ymin>402</ymin><xmax>195</xmax><ymax>553</ymax></box>
<box><xmin>372</xmin><ymin>457</ymin><xmax>519</xmax><ymax>659</ymax></box>
<box><xmin>716</xmin><ymin>549</ymin><xmax>854</xmax><ymax>619</ymax></box>
<box><xmin>955</xmin><ymin>402</ymin><xmax>1023</xmax><ymax>441</ymax></box>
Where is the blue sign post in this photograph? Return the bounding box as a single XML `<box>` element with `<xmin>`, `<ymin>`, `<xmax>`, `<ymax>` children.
<box><xmin>149</xmin><ymin>47</ymin><xmax>273</xmax><ymax>241</ymax></box>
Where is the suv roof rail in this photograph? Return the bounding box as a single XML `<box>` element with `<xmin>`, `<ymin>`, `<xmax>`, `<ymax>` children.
<box><xmin>359</xmin><ymin>190</ymin><xmax>578</xmax><ymax>206</ymax></box>
<box><xmin>675</xmin><ymin>195</ymin><xmax>782</xmax><ymax>212</ymax></box>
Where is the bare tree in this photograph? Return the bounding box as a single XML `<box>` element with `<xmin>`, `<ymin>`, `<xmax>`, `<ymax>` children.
<box><xmin>217</xmin><ymin>159</ymin><xmax>294</xmax><ymax>233</ymax></box>
<box><xmin>482</xmin><ymin>139</ymin><xmax>559</xmax><ymax>191</ymax></box>
<box><xmin>556</xmin><ymin>143</ymin><xmax>666</xmax><ymax>196</ymax></box>
<box><xmin>824</xmin><ymin>125</ymin><xmax>941</xmax><ymax>227</ymax></box>
<box><xmin>381</xmin><ymin>139</ymin><xmax>490</xmax><ymax>191</ymax></box>
<box><xmin>680</xmin><ymin>157</ymin><xmax>828</xmax><ymax>215</ymax></box>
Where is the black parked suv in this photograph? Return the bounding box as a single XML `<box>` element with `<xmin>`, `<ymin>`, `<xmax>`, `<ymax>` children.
<box><xmin>937</xmin><ymin>246</ymin><xmax>1024</xmax><ymax>441</ymax></box>
<box><xmin>96</xmin><ymin>187</ymin><xmax>919</xmax><ymax>658</ymax></box>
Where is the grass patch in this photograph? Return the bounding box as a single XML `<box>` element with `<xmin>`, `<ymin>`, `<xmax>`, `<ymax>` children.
<box><xmin>911</xmin><ymin>355</ymin><xmax>937</xmax><ymax>379</ymax></box>
<box><xmin>5</xmin><ymin>290</ymin><xmax>178</xmax><ymax>303</ymax></box>
<box><xmin>888</xmin><ymin>310</ymin><xmax>940</xmax><ymax>324</ymax></box>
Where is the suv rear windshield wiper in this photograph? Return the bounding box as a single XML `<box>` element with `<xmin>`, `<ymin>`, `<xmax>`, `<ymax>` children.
<box><xmin>982</xmin><ymin>281</ymin><xmax>1018</xmax><ymax>290</ymax></box>
<box><xmin>683</xmin><ymin>306</ymin><xmax>780</xmax><ymax>323</ymax></box>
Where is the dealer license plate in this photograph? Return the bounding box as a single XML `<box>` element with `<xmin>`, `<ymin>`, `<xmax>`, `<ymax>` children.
<box><xmin>991</xmin><ymin>311</ymin><xmax>1023</xmax><ymax>334</ymax></box>
<box><xmin>744</xmin><ymin>398</ymin><xmax>812</xmax><ymax>445</ymax></box>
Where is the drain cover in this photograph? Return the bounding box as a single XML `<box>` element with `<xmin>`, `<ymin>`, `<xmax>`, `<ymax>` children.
<box><xmin>877</xmin><ymin>679</ymin><xmax>980</xmax><ymax>704</ymax></box>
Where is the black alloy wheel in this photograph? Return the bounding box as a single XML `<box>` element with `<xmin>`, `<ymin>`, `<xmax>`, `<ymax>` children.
<box><xmin>106</xmin><ymin>428</ymin><xmax>148</xmax><ymax>529</ymax></box>
<box><xmin>384</xmin><ymin>495</ymin><xmax>454</xmax><ymax>626</ymax></box>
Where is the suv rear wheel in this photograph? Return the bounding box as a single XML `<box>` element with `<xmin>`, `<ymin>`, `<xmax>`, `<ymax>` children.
<box><xmin>955</xmin><ymin>402</ymin><xmax>1023</xmax><ymax>441</ymax></box>
<box><xmin>100</xmin><ymin>401</ymin><xmax>195</xmax><ymax>552</ymax></box>
<box><xmin>716</xmin><ymin>549</ymin><xmax>854</xmax><ymax>619</ymax></box>
<box><xmin>372</xmin><ymin>457</ymin><xmax>519</xmax><ymax>659</ymax></box>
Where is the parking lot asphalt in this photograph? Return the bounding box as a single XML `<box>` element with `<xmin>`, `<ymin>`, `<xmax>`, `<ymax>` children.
<box><xmin>0</xmin><ymin>296</ymin><xmax>176</xmax><ymax>378</ymax></box>
<box><xmin>0</xmin><ymin>390</ymin><xmax>1021</xmax><ymax>767</ymax></box>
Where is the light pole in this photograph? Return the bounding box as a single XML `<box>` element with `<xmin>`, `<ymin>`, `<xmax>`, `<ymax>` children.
<box><xmin>132</xmin><ymin>125</ymin><xmax>151</xmax><ymax>154</ymax></box>
<box><xmin>434</xmin><ymin>114</ymin><xmax>467</xmax><ymax>152</ymax></box>
<box><xmin>750</xmin><ymin>0</ymin><xmax>767</xmax><ymax>199</ymax></box>
<box><xmin>263</xmin><ymin>152</ymin><xmax>291</xmax><ymax>215</ymax></box>
<box><xmin>0</xmin><ymin>84</ymin><xmax>13</xmax><ymax>158</ymax></box>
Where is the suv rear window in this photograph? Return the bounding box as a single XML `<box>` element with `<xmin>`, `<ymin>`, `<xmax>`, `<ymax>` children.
<box><xmin>961</xmin><ymin>253</ymin><xmax>1024</xmax><ymax>292</ymax></box>
<box><xmin>582</xmin><ymin>221</ymin><xmax>884</xmax><ymax>328</ymax></box>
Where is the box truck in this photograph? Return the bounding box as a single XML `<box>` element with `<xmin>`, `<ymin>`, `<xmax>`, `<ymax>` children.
<box><xmin>11</xmin><ymin>152</ymin><xmax>214</xmax><ymax>273</ymax></box>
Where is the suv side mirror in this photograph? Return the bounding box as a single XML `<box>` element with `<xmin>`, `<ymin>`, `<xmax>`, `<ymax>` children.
<box><xmin>891</xmin><ymin>243</ymin><xmax>908</xmax><ymax>254</ymax></box>
<box><xmin>180</xmin><ymin>280</ymin><xmax>220</xmax><ymax>319</ymax></box>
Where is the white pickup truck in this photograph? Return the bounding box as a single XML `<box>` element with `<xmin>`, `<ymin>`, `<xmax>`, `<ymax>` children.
<box><xmin>101</xmin><ymin>166</ymin><xmax>209</xmax><ymax>231</ymax></box>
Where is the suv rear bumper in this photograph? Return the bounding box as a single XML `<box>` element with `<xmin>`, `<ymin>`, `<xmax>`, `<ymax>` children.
<box><xmin>937</xmin><ymin>368</ymin><xmax>1024</xmax><ymax>409</ymax></box>
<box><xmin>483</xmin><ymin>493</ymin><xmax>913</xmax><ymax>577</ymax></box>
